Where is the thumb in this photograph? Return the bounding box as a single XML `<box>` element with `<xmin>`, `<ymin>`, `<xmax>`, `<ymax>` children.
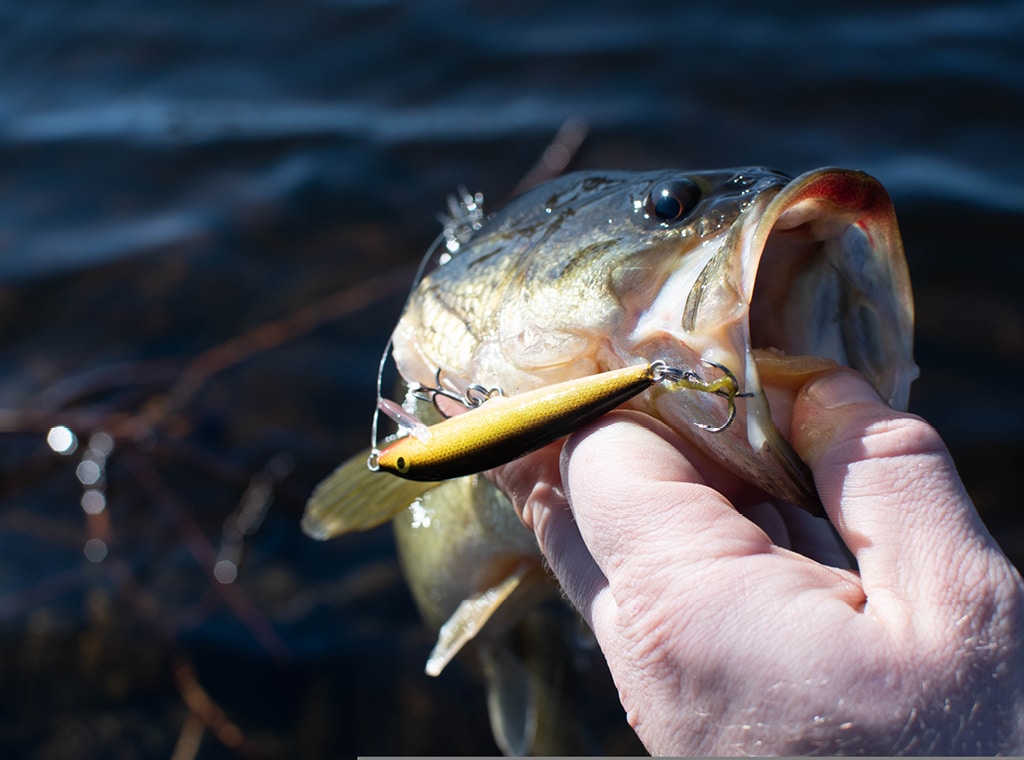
<box><xmin>790</xmin><ymin>369</ymin><xmax>997</xmax><ymax>625</ymax></box>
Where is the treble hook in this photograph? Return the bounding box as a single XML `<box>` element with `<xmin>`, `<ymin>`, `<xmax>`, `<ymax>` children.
<box><xmin>411</xmin><ymin>368</ymin><xmax>503</xmax><ymax>419</ymax></box>
<box><xmin>654</xmin><ymin>359</ymin><xmax>751</xmax><ymax>434</ymax></box>
<box><xmin>693</xmin><ymin>359</ymin><xmax>753</xmax><ymax>434</ymax></box>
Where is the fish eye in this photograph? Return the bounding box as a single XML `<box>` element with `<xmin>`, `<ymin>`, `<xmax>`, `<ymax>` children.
<box><xmin>643</xmin><ymin>179</ymin><xmax>701</xmax><ymax>223</ymax></box>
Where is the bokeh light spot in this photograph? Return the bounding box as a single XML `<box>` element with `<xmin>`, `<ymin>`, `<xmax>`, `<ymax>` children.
<box><xmin>83</xmin><ymin>538</ymin><xmax>108</xmax><ymax>563</ymax></box>
<box><xmin>46</xmin><ymin>426</ymin><xmax>78</xmax><ymax>455</ymax></box>
<box><xmin>76</xmin><ymin>460</ymin><xmax>102</xmax><ymax>485</ymax></box>
<box><xmin>214</xmin><ymin>560</ymin><xmax>238</xmax><ymax>584</ymax></box>
<box><xmin>81</xmin><ymin>489</ymin><xmax>107</xmax><ymax>514</ymax></box>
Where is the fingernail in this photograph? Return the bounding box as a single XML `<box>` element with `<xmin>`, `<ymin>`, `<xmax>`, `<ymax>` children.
<box><xmin>806</xmin><ymin>369</ymin><xmax>884</xmax><ymax>410</ymax></box>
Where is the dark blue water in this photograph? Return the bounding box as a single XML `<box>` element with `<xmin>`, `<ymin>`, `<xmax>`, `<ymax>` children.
<box><xmin>1</xmin><ymin>1</ymin><xmax>1022</xmax><ymax>755</ymax></box>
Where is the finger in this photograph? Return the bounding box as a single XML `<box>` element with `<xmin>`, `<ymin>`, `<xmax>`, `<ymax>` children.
<box><xmin>561</xmin><ymin>410</ymin><xmax>865</xmax><ymax>665</ymax></box>
<box><xmin>490</xmin><ymin>443</ymin><xmax>608</xmax><ymax>618</ymax></box>
<box><xmin>491</xmin><ymin>419</ymin><xmax>767</xmax><ymax>624</ymax></box>
<box><xmin>559</xmin><ymin>410</ymin><xmax>773</xmax><ymax>587</ymax></box>
<box><xmin>790</xmin><ymin>369</ymin><xmax>998</xmax><ymax>620</ymax></box>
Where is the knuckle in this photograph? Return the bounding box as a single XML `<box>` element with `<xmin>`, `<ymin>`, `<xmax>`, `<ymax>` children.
<box><xmin>856</xmin><ymin>413</ymin><xmax>948</xmax><ymax>462</ymax></box>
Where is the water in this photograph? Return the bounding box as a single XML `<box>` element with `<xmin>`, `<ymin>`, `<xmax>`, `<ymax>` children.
<box><xmin>1</xmin><ymin>1</ymin><xmax>1022</xmax><ymax>755</ymax></box>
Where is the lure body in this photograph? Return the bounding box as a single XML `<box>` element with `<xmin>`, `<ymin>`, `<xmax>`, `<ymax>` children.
<box><xmin>302</xmin><ymin>359</ymin><xmax>737</xmax><ymax>538</ymax></box>
<box><xmin>374</xmin><ymin>362</ymin><xmax>665</xmax><ymax>480</ymax></box>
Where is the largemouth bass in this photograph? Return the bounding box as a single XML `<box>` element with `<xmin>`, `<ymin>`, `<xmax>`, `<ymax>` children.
<box><xmin>303</xmin><ymin>166</ymin><xmax>916</xmax><ymax>753</ymax></box>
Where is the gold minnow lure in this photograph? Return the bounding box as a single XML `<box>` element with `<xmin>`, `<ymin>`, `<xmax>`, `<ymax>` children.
<box><xmin>372</xmin><ymin>359</ymin><xmax>740</xmax><ymax>481</ymax></box>
<box><xmin>302</xmin><ymin>360</ymin><xmax>742</xmax><ymax>540</ymax></box>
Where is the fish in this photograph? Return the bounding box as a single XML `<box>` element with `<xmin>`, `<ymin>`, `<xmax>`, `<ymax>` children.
<box><xmin>303</xmin><ymin>166</ymin><xmax>917</xmax><ymax>753</ymax></box>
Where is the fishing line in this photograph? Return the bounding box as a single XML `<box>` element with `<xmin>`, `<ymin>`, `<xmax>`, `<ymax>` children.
<box><xmin>368</xmin><ymin>191</ymin><xmax>486</xmax><ymax>469</ymax></box>
<box><xmin>367</xmin><ymin>233</ymin><xmax>444</xmax><ymax>469</ymax></box>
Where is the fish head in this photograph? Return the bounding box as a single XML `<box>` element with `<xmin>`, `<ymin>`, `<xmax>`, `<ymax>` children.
<box><xmin>393</xmin><ymin>167</ymin><xmax>917</xmax><ymax>509</ymax></box>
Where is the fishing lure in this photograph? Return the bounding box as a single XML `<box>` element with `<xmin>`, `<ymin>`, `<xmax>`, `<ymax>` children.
<box><xmin>369</xmin><ymin>359</ymin><xmax>745</xmax><ymax>482</ymax></box>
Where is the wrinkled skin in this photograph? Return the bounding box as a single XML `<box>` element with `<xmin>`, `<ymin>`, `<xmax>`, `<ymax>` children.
<box><xmin>494</xmin><ymin>368</ymin><xmax>1024</xmax><ymax>755</ymax></box>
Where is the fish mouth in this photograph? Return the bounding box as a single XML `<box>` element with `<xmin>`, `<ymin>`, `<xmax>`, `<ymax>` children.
<box><xmin>743</xmin><ymin>168</ymin><xmax>916</xmax><ymax>508</ymax></box>
<box><xmin>663</xmin><ymin>168</ymin><xmax>917</xmax><ymax>511</ymax></box>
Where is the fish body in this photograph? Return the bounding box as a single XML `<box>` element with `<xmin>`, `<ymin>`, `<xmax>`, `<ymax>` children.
<box><xmin>303</xmin><ymin>166</ymin><xmax>916</xmax><ymax>753</ymax></box>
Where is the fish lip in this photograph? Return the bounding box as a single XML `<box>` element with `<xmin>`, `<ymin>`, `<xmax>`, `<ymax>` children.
<box><xmin>726</xmin><ymin>167</ymin><xmax>917</xmax><ymax>509</ymax></box>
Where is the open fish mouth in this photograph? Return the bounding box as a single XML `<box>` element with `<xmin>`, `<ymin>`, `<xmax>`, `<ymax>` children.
<box><xmin>747</xmin><ymin>168</ymin><xmax>916</xmax><ymax>407</ymax></box>
<box><xmin>648</xmin><ymin>168</ymin><xmax>917</xmax><ymax>509</ymax></box>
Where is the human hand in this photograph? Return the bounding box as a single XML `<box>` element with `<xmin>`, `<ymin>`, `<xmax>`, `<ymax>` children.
<box><xmin>493</xmin><ymin>368</ymin><xmax>1024</xmax><ymax>755</ymax></box>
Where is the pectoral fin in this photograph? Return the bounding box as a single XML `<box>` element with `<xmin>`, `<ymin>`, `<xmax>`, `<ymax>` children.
<box><xmin>425</xmin><ymin>559</ymin><xmax>536</xmax><ymax>677</ymax></box>
<box><xmin>301</xmin><ymin>447</ymin><xmax>435</xmax><ymax>540</ymax></box>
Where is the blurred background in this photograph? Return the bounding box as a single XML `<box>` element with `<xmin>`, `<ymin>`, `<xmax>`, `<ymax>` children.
<box><xmin>1</xmin><ymin>0</ymin><xmax>1022</xmax><ymax>756</ymax></box>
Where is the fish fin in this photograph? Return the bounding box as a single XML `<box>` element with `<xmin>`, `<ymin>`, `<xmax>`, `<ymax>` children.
<box><xmin>301</xmin><ymin>448</ymin><xmax>434</xmax><ymax>540</ymax></box>
<box><xmin>479</xmin><ymin>643</ymin><xmax>540</xmax><ymax>756</ymax></box>
<box><xmin>424</xmin><ymin>559</ymin><xmax>535</xmax><ymax>677</ymax></box>
<box><xmin>479</xmin><ymin>609</ymin><xmax>593</xmax><ymax>756</ymax></box>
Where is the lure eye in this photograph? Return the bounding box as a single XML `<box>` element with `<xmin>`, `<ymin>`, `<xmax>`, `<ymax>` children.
<box><xmin>643</xmin><ymin>179</ymin><xmax>701</xmax><ymax>223</ymax></box>
<box><xmin>395</xmin><ymin>456</ymin><xmax>409</xmax><ymax>474</ymax></box>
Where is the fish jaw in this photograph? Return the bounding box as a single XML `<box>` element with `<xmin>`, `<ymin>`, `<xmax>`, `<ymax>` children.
<box><xmin>629</xmin><ymin>168</ymin><xmax>917</xmax><ymax>508</ymax></box>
